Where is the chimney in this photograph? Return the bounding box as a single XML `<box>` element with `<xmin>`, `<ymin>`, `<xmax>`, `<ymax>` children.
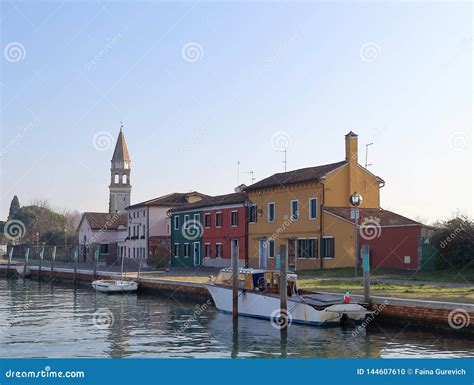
<box><xmin>345</xmin><ymin>131</ymin><xmax>358</xmax><ymax>164</ymax></box>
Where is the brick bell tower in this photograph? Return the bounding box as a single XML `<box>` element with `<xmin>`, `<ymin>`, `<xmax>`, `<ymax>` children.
<box><xmin>109</xmin><ymin>124</ymin><xmax>131</xmax><ymax>213</ymax></box>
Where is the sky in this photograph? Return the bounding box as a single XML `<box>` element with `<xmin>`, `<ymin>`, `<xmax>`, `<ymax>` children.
<box><xmin>1</xmin><ymin>0</ymin><xmax>472</xmax><ymax>223</ymax></box>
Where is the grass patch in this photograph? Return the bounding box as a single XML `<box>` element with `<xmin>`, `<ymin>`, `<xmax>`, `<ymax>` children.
<box><xmin>298</xmin><ymin>277</ymin><xmax>474</xmax><ymax>304</ymax></box>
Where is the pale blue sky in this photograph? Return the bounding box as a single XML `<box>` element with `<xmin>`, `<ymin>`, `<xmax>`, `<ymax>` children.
<box><xmin>1</xmin><ymin>0</ymin><xmax>472</xmax><ymax>223</ymax></box>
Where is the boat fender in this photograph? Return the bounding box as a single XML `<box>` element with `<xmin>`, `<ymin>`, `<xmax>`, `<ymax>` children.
<box><xmin>343</xmin><ymin>291</ymin><xmax>350</xmax><ymax>304</ymax></box>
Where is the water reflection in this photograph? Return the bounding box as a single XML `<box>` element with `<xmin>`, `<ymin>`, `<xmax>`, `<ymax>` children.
<box><xmin>0</xmin><ymin>279</ymin><xmax>472</xmax><ymax>358</ymax></box>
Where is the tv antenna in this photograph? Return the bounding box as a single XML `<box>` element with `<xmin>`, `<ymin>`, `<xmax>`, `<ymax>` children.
<box><xmin>241</xmin><ymin>171</ymin><xmax>256</xmax><ymax>184</ymax></box>
<box><xmin>365</xmin><ymin>142</ymin><xmax>373</xmax><ymax>169</ymax></box>
<box><xmin>275</xmin><ymin>148</ymin><xmax>288</xmax><ymax>172</ymax></box>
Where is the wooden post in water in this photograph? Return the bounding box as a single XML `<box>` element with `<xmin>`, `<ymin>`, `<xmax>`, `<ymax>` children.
<box><xmin>23</xmin><ymin>248</ymin><xmax>29</xmax><ymax>277</ymax></box>
<box><xmin>73</xmin><ymin>249</ymin><xmax>78</xmax><ymax>285</ymax></box>
<box><xmin>50</xmin><ymin>246</ymin><xmax>56</xmax><ymax>280</ymax></box>
<box><xmin>38</xmin><ymin>246</ymin><xmax>44</xmax><ymax>281</ymax></box>
<box><xmin>279</xmin><ymin>244</ymin><xmax>288</xmax><ymax>331</ymax></box>
<box><xmin>7</xmin><ymin>247</ymin><xmax>13</xmax><ymax>277</ymax></box>
<box><xmin>362</xmin><ymin>245</ymin><xmax>370</xmax><ymax>303</ymax></box>
<box><xmin>232</xmin><ymin>239</ymin><xmax>239</xmax><ymax>323</ymax></box>
<box><xmin>93</xmin><ymin>248</ymin><xmax>99</xmax><ymax>280</ymax></box>
<box><xmin>137</xmin><ymin>259</ymin><xmax>142</xmax><ymax>284</ymax></box>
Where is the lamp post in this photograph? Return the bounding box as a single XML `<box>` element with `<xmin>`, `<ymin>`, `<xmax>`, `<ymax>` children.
<box><xmin>36</xmin><ymin>232</ymin><xmax>40</xmax><ymax>257</ymax></box>
<box><xmin>349</xmin><ymin>192</ymin><xmax>363</xmax><ymax>277</ymax></box>
<box><xmin>64</xmin><ymin>227</ymin><xmax>68</xmax><ymax>261</ymax></box>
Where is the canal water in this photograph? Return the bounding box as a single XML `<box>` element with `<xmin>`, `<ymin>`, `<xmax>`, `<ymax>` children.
<box><xmin>0</xmin><ymin>279</ymin><xmax>472</xmax><ymax>358</ymax></box>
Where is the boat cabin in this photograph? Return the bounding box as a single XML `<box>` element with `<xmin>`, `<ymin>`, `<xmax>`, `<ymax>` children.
<box><xmin>213</xmin><ymin>268</ymin><xmax>298</xmax><ymax>296</ymax></box>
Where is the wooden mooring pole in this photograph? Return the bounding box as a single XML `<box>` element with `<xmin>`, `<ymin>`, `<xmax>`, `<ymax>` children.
<box><xmin>50</xmin><ymin>246</ymin><xmax>56</xmax><ymax>280</ymax></box>
<box><xmin>38</xmin><ymin>246</ymin><xmax>44</xmax><ymax>281</ymax></box>
<box><xmin>279</xmin><ymin>244</ymin><xmax>288</xmax><ymax>331</ymax></box>
<box><xmin>93</xmin><ymin>248</ymin><xmax>99</xmax><ymax>280</ymax></box>
<box><xmin>73</xmin><ymin>249</ymin><xmax>78</xmax><ymax>285</ymax></box>
<box><xmin>23</xmin><ymin>248</ymin><xmax>29</xmax><ymax>277</ymax></box>
<box><xmin>362</xmin><ymin>245</ymin><xmax>370</xmax><ymax>303</ymax></box>
<box><xmin>7</xmin><ymin>247</ymin><xmax>13</xmax><ymax>277</ymax></box>
<box><xmin>232</xmin><ymin>239</ymin><xmax>239</xmax><ymax>323</ymax></box>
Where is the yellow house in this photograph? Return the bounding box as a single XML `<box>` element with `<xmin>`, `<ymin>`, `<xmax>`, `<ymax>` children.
<box><xmin>245</xmin><ymin>131</ymin><xmax>385</xmax><ymax>271</ymax></box>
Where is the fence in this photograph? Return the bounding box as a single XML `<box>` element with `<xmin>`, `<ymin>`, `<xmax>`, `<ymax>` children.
<box><xmin>7</xmin><ymin>244</ymin><xmax>78</xmax><ymax>262</ymax></box>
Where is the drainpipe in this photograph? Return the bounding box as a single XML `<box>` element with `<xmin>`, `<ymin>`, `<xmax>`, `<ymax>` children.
<box><xmin>320</xmin><ymin>185</ymin><xmax>324</xmax><ymax>270</ymax></box>
<box><xmin>245</xmin><ymin>205</ymin><xmax>249</xmax><ymax>268</ymax></box>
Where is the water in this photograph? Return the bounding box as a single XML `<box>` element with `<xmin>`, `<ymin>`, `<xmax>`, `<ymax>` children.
<box><xmin>1</xmin><ymin>279</ymin><xmax>472</xmax><ymax>358</ymax></box>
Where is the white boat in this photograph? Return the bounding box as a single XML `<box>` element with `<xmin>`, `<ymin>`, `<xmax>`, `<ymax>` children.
<box><xmin>92</xmin><ymin>279</ymin><xmax>138</xmax><ymax>293</ymax></box>
<box><xmin>206</xmin><ymin>268</ymin><xmax>371</xmax><ymax>327</ymax></box>
<box><xmin>92</xmin><ymin>250</ymin><xmax>138</xmax><ymax>294</ymax></box>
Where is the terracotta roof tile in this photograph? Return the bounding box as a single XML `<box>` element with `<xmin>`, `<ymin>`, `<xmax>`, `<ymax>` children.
<box><xmin>323</xmin><ymin>207</ymin><xmax>422</xmax><ymax>227</ymax></box>
<box><xmin>169</xmin><ymin>192</ymin><xmax>248</xmax><ymax>212</ymax></box>
<box><xmin>81</xmin><ymin>212</ymin><xmax>127</xmax><ymax>230</ymax></box>
<box><xmin>245</xmin><ymin>161</ymin><xmax>347</xmax><ymax>191</ymax></box>
<box><xmin>126</xmin><ymin>192</ymin><xmax>209</xmax><ymax>210</ymax></box>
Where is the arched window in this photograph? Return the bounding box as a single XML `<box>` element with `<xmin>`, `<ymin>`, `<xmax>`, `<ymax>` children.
<box><xmin>122</xmin><ymin>174</ymin><xmax>127</xmax><ymax>184</ymax></box>
<box><xmin>114</xmin><ymin>174</ymin><xmax>119</xmax><ymax>184</ymax></box>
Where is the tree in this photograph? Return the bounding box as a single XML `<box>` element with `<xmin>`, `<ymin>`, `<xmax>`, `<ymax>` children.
<box><xmin>8</xmin><ymin>195</ymin><xmax>20</xmax><ymax>220</ymax></box>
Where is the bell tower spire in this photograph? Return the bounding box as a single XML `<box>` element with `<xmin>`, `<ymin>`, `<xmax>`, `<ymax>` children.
<box><xmin>109</xmin><ymin>124</ymin><xmax>131</xmax><ymax>213</ymax></box>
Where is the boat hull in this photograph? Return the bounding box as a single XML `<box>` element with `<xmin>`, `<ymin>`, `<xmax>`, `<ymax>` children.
<box><xmin>92</xmin><ymin>280</ymin><xmax>138</xmax><ymax>293</ymax></box>
<box><xmin>206</xmin><ymin>284</ymin><xmax>367</xmax><ymax>327</ymax></box>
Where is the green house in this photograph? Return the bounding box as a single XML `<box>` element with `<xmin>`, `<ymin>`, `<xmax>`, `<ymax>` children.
<box><xmin>170</xmin><ymin>210</ymin><xmax>203</xmax><ymax>267</ymax></box>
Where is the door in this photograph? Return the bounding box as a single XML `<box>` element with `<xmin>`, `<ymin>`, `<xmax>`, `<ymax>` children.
<box><xmin>288</xmin><ymin>239</ymin><xmax>296</xmax><ymax>269</ymax></box>
<box><xmin>258</xmin><ymin>239</ymin><xmax>267</xmax><ymax>268</ymax></box>
<box><xmin>193</xmin><ymin>242</ymin><xmax>201</xmax><ymax>266</ymax></box>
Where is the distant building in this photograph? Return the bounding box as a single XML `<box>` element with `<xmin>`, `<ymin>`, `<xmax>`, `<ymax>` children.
<box><xmin>169</xmin><ymin>192</ymin><xmax>248</xmax><ymax>268</ymax></box>
<box><xmin>77</xmin><ymin>212</ymin><xmax>127</xmax><ymax>265</ymax></box>
<box><xmin>109</xmin><ymin>127</ymin><xmax>132</xmax><ymax>213</ymax></box>
<box><xmin>122</xmin><ymin>192</ymin><xmax>207</xmax><ymax>266</ymax></box>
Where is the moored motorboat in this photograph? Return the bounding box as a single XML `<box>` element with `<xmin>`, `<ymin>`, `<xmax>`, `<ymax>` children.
<box><xmin>92</xmin><ymin>279</ymin><xmax>138</xmax><ymax>293</ymax></box>
<box><xmin>205</xmin><ymin>268</ymin><xmax>371</xmax><ymax>327</ymax></box>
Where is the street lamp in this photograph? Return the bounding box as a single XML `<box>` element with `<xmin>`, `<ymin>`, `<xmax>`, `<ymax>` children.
<box><xmin>36</xmin><ymin>232</ymin><xmax>40</xmax><ymax>256</ymax></box>
<box><xmin>64</xmin><ymin>227</ymin><xmax>68</xmax><ymax>261</ymax></box>
<box><xmin>349</xmin><ymin>192</ymin><xmax>362</xmax><ymax>276</ymax></box>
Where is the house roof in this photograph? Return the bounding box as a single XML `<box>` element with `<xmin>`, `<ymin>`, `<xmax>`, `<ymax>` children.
<box><xmin>80</xmin><ymin>212</ymin><xmax>128</xmax><ymax>231</ymax></box>
<box><xmin>323</xmin><ymin>207</ymin><xmax>422</xmax><ymax>227</ymax></box>
<box><xmin>245</xmin><ymin>160</ymin><xmax>347</xmax><ymax>191</ymax></box>
<box><xmin>111</xmin><ymin>129</ymin><xmax>131</xmax><ymax>162</ymax></box>
<box><xmin>168</xmin><ymin>192</ymin><xmax>248</xmax><ymax>213</ymax></box>
<box><xmin>126</xmin><ymin>192</ymin><xmax>209</xmax><ymax>210</ymax></box>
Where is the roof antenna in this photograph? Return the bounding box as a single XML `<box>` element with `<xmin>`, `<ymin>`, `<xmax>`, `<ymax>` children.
<box><xmin>120</xmin><ymin>121</ymin><xmax>124</xmax><ymax>131</ymax></box>
<box><xmin>275</xmin><ymin>148</ymin><xmax>287</xmax><ymax>172</ymax></box>
<box><xmin>365</xmin><ymin>142</ymin><xmax>373</xmax><ymax>169</ymax></box>
<box><xmin>241</xmin><ymin>171</ymin><xmax>256</xmax><ymax>184</ymax></box>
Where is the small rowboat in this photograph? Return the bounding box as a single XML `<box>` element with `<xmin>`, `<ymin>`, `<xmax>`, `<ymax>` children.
<box><xmin>92</xmin><ymin>279</ymin><xmax>138</xmax><ymax>293</ymax></box>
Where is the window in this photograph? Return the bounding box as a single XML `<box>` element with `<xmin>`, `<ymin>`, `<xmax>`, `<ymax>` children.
<box><xmin>184</xmin><ymin>214</ymin><xmax>190</xmax><ymax>226</ymax></box>
<box><xmin>173</xmin><ymin>243</ymin><xmax>180</xmax><ymax>257</ymax></box>
<box><xmin>215</xmin><ymin>212</ymin><xmax>223</xmax><ymax>227</ymax></box>
<box><xmin>205</xmin><ymin>243</ymin><xmax>211</xmax><ymax>258</ymax></box>
<box><xmin>322</xmin><ymin>237</ymin><xmax>335</xmax><ymax>259</ymax></box>
<box><xmin>204</xmin><ymin>213</ymin><xmax>211</xmax><ymax>228</ymax></box>
<box><xmin>249</xmin><ymin>205</ymin><xmax>257</xmax><ymax>223</ymax></box>
<box><xmin>143</xmin><ymin>210</ymin><xmax>146</xmax><ymax>217</ymax></box>
<box><xmin>114</xmin><ymin>174</ymin><xmax>119</xmax><ymax>184</ymax></box>
<box><xmin>174</xmin><ymin>216</ymin><xmax>180</xmax><ymax>230</ymax></box>
<box><xmin>291</xmin><ymin>200</ymin><xmax>299</xmax><ymax>221</ymax></box>
<box><xmin>309</xmin><ymin>198</ymin><xmax>318</xmax><ymax>220</ymax></box>
<box><xmin>268</xmin><ymin>239</ymin><xmax>275</xmax><ymax>258</ymax></box>
<box><xmin>230</xmin><ymin>211</ymin><xmax>238</xmax><ymax>227</ymax></box>
<box><xmin>122</xmin><ymin>174</ymin><xmax>127</xmax><ymax>184</ymax></box>
<box><xmin>100</xmin><ymin>243</ymin><xmax>109</xmax><ymax>254</ymax></box>
<box><xmin>184</xmin><ymin>243</ymin><xmax>190</xmax><ymax>257</ymax></box>
<box><xmin>297</xmin><ymin>238</ymin><xmax>317</xmax><ymax>259</ymax></box>
<box><xmin>194</xmin><ymin>213</ymin><xmax>200</xmax><ymax>224</ymax></box>
<box><xmin>268</xmin><ymin>202</ymin><xmax>275</xmax><ymax>222</ymax></box>
<box><xmin>216</xmin><ymin>243</ymin><xmax>222</xmax><ymax>258</ymax></box>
